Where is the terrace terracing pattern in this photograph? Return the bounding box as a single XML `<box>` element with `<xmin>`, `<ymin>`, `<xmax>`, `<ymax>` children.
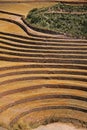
<box><xmin>0</xmin><ymin>6</ymin><xmax>87</xmax><ymax>130</ymax></box>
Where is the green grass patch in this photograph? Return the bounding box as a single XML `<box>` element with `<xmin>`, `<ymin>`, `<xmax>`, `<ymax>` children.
<box><xmin>26</xmin><ymin>2</ymin><xmax>87</xmax><ymax>39</ymax></box>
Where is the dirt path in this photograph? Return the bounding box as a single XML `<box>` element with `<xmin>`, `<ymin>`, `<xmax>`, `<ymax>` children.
<box><xmin>45</xmin><ymin>11</ymin><xmax>87</xmax><ymax>14</ymax></box>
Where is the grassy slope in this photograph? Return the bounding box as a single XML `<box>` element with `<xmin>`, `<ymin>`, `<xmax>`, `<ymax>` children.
<box><xmin>26</xmin><ymin>3</ymin><xmax>87</xmax><ymax>39</ymax></box>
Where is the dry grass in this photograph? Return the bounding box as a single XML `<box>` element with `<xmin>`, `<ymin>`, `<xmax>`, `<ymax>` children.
<box><xmin>0</xmin><ymin>2</ymin><xmax>56</xmax><ymax>16</ymax></box>
<box><xmin>0</xmin><ymin>21</ymin><xmax>27</xmax><ymax>36</ymax></box>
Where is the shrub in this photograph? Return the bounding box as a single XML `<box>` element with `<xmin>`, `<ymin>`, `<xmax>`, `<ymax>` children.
<box><xmin>26</xmin><ymin>2</ymin><xmax>87</xmax><ymax>39</ymax></box>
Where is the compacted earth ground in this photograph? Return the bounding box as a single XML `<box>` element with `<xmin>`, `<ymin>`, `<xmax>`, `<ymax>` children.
<box><xmin>34</xmin><ymin>123</ymin><xmax>87</xmax><ymax>130</ymax></box>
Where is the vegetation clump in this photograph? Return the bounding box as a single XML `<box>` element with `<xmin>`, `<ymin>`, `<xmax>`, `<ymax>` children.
<box><xmin>26</xmin><ymin>3</ymin><xmax>87</xmax><ymax>39</ymax></box>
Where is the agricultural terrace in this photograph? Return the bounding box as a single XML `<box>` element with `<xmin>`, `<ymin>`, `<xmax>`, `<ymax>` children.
<box><xmin>0</xmin><ymin>1</ymin><xmax>87</xmax><ymax>130</ymax></box>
